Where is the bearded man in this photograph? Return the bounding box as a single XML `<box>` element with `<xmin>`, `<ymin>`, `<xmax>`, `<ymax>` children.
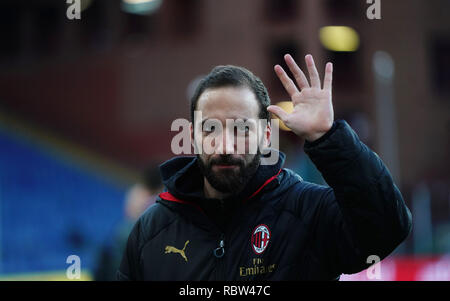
<box><xmin>117</xmin><ymin>54</ymin><xmax>412</xmax><ymax>281</ymax></box>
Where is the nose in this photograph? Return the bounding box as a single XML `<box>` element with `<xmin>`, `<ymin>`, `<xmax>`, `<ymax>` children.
<box><xmin>217</xmin><ymin>130</ymin><xmax>235</xmax><ymax>154</ymax></box>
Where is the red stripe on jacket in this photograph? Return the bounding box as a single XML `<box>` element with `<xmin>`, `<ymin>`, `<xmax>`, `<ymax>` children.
<box><xmin>159</xmin><ymin>168</ymin><xmax>282</xmax><ymax>210</ymax></box>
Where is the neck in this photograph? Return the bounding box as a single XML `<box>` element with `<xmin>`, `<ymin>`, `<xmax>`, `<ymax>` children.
<box><xmin>203</xmin><ymin>178</ymin><xmax>230</xmax><ymax>200</ymax></box>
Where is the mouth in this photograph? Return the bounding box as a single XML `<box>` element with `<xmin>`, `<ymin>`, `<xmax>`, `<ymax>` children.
<box><xmin>212</xmin><ymin>164</ymin><xmax>239</xmax><ymax>171</ymax></box>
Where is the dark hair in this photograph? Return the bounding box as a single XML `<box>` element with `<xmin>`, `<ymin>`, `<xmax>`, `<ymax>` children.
<box><xmin>190</xmin><ymin>65</ymin><xmax>270</xmax><ymax>123</ymax></box>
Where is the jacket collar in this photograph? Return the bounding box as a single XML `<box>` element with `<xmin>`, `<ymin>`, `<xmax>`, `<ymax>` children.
<box><xmin>158</xmin><ymin>151</ymin><xmax>288</xmax><ymax>231</ymax></box>
<box><xmin>159</xmin><ymin>150</ymin><xmax>285</xmax><ymax>204</ymax></box>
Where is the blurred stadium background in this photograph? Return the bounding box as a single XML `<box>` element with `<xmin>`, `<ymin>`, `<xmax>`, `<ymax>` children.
<box><xmin>0</xmin><ymin>0</ymin><xmax>449</xmax><ymax>281</ymax></box>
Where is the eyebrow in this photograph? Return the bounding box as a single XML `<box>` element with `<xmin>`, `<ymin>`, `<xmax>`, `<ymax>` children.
<box><xmin>201</xmin><ymin>118</ymin><xmax>252</xmax><ymax>127</ymax></box>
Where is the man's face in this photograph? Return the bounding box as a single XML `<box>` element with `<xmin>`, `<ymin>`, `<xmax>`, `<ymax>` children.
<box><xmin>191</xmin><ymin>86</ymin><xmax>270</xmax><ymax>194</ymax></box>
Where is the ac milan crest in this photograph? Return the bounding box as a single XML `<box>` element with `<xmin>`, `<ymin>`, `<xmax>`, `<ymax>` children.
<box><xmin>251</xmin><ymin>224</ymin><xmax>271</xmax><ymax>254</ymax></box>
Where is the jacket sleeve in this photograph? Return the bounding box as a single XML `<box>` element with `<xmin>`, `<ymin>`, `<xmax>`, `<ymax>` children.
<box><xmin>302</xmin><ymin>120</ymin><xmax>412</xmax><ymax>277</ymax></box>
<box><xmin>116</xmin><ymin>219</ymin><xmax>142</xmax><ymax>281</ymax></box>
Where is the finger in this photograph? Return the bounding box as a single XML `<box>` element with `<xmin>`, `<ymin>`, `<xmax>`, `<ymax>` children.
<box><xmin>284</xmin><ymin>54</ymin><xmax>310</xmax><ymax>90</ymax></box>
<box><xmin>323</xmin><ymin>62</ymin><xmax>333</xmax><ymax>91</ymax></box>
<box><xmin>305</xmin><ymin>54</ymin><xmax>321</xmax><ymax>89</ymax></box>
<box><xmin>267</xmin><ymin>105</ymin><xmax>289</xmax><ymax>123</ymax></box>
<box><xmin>274</xmin><ymin>65</ymin><xmax>299</xmax><ymax>97</ymax></box>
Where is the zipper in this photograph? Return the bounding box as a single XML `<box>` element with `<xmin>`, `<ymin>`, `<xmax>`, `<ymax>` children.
<box><xmin>213</xmin><ymin>200</ymin><xmax>226</xmax><ymax>259</ymax></box>
<box><xmin>213</xmin><ymin>234</ymin><xmax>225</xmax><ymax>258</ymax></box>
<box><xmin>213</xmin><ymin>233</ymin><xmax>226</xmax><ymax>280</ymax></box>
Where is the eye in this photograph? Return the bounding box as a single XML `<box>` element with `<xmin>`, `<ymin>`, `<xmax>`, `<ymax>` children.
<box><xmin>236</xmin><ymin>124</ymin><xmax>250</xmax><ymax>134</ymax></box>
<box><xmin>203</xmin><ymin>125</ymin><xmax>215</xmax><ymax>134</ymax></box>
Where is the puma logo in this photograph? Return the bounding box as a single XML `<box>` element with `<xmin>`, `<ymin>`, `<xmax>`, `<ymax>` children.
<box><xmin>165</xmin><ymin>240</ymin><xmax>189</xmax><ymax>262</ymax></box>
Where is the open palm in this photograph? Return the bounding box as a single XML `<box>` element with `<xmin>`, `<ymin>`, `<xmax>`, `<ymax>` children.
<box><xmin>267</xmin><ymin>54</ymin><xmax>334</xmax><ymax>142</ymax></box>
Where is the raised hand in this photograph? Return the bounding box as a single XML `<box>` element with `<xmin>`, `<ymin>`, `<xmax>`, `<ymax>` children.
<box><xmin>267</xmin><ymin>54</ymin><xmax>334</xmax><ymax>142</ymax></box>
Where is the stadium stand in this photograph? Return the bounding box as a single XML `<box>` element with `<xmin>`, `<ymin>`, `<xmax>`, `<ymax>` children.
<box><xmin>0</xmin><ymin>122</ymin><xmax>128</xmax><ymax>279</ymax></box>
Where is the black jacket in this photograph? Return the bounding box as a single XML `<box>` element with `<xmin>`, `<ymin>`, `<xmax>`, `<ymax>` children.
<box><xmin>117</xmin><ymin>120</ymin><xmax>412</xmax><ymax>280</ymax></box>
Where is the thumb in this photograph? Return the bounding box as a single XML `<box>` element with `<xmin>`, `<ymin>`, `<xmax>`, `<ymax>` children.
<box><xmin>267</xmin><ymin>105</ymin><xmax>289</xmax><ymax>123</ymax></box>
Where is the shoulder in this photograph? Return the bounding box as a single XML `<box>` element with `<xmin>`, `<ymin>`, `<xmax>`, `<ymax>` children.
<box><xmin>278</xmin><ymin>168</ymin><xmax>332</xmax><ymax>202</ymax></box>
<box><xmin>132</xmin><ymin>201</ymin><xmax>178</xmax><ymax>247</ymax></box>
<box><xmin>276</xmin><ymin>170</ymin><xmax>336</xmax><ymax>219</ymax></box>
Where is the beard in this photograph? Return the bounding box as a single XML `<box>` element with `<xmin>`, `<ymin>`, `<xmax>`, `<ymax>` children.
<box><xmin>197</xmin><ymin>151</ymin><xmax>261</xmax><ymax>195</ymax></box>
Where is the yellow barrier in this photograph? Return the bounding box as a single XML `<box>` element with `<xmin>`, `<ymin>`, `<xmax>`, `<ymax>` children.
<box><xmin>0</xmin><ymin>270</ymin><xmax>93</xmax><ymax>281</ymax></box>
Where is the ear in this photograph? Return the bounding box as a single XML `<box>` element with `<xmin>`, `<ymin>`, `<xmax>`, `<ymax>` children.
<box><xmin>190</xmin><ymin>122</ymin><xmax>201</xmax><ymax>154</ymax></box>
<box><xmin>262</xmin><ymin>120</ymin><xmax>272</xmax><ymax>149</ymax></box>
